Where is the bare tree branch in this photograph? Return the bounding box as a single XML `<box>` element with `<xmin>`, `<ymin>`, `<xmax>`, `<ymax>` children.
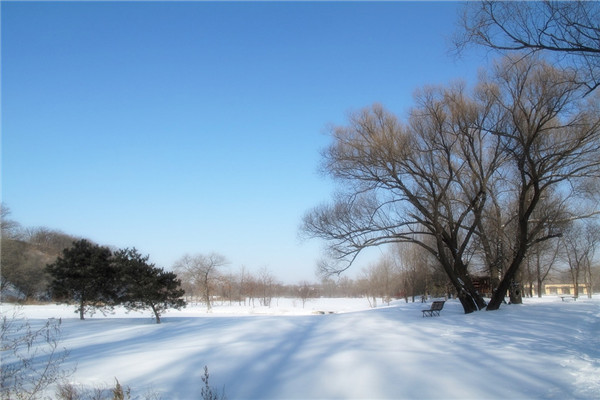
<box><xmin>455</xmin><ymin>1</ymin><xmax>600</xmax><ymax>94</ymax></box>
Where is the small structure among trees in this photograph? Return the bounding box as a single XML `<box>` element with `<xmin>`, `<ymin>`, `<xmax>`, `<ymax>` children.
<box><xmin>471</xmin><ymin>277</ymin><xmax>492</xmax><ymax>298</ymax></box>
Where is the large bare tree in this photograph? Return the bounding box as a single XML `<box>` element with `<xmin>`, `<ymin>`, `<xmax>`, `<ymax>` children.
<box><xmin>455</xmin><ymin>0</ymin><xmax>600</xmax><ymax>94</ymax></box>
<box><xmin>303</xmin><ymin>55</ymin><xmax>600</xmax><ymax>313</ymax></box>
<box><xmin>303</xmin><ymin>80</ymin><xmax>502</xmax><ymax>313</ymax></box>
<box><xmin>483</xmin><ymin>56</ymin><xmax>600</xmax><ymax>309</ymax></box>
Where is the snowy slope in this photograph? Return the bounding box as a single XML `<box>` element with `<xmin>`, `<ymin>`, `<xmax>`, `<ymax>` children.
<box><xmin>3</xmin><ymin>297</ymin><xmax>599</xmax><ymax>399</ymax></box>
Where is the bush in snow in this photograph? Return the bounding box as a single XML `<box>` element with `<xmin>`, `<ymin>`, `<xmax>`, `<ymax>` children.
<box><xmin>201</xmin><ymin>366</ymin><xmax>226</xmax><ymax>400</ymax></box>
<box><xmin>1</xmin><ymin>307</ymin><xmax>71</xmax><ymax>399</ymax></box>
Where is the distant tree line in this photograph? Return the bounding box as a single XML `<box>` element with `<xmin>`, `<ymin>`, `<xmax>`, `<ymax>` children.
<box><xmin>1</xmin><ymin>207</ymin><xmax>328</xmax><ymax>311</ymax></box>
<box><xmin>2</xmin><ymin>203</ymin><xmax>598</xmax><ymax>315</ymax></box>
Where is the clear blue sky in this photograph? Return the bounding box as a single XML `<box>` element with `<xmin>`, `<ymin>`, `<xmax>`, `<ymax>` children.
<box><xmin>2</xmin><ymin>1</ymin><xmax>485</xmax><ymax>283</ymax></box>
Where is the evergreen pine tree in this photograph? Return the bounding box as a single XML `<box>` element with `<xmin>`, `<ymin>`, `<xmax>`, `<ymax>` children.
<box><xmin>46</xmin><ymin>239</ymin><xmax>118</xmax><ymax>319</ymax></box>
<box><xmin>113</xmin><ymin>248</ymin><xmax>186</xmax><ymax>323</ymax></box>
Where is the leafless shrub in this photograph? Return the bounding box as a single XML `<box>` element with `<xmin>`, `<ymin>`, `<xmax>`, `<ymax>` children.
<box><xmin>1</xmin><ymin>307</ymin><xmax>72</xmax><ymax>399</ymax></box>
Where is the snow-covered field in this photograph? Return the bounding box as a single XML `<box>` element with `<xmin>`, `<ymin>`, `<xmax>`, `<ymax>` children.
<box><xmin>3</xmin><ymin>296</ymin><xmax>599</xmax><ymax>399</ymax></box>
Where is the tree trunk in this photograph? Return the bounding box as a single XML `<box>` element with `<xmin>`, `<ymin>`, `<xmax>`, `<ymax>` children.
<box><xmin>509</xmin><ymin>279</ymin><xmax>523</xmax><ymax>304</ymax></box>
<box><xmin>488</xmin><ymin>280</ymin><xmax>508</xmax><ymax>310</ymax></box>
<box><xmin>488</xmin><ymin>246</ymin><xmax>526</xmax><ymax>310</ymax></box>
<box><xmin>573</xmin><ymin>274</ymin><xmax>580</xmax><ymax>298</ymax></box>
<box><xmin>451</xmin><ymin>273</ymin><xmax>487</xmax><ymax>314</ymax></box>
<box><xmin>585</xmin><ymin>265</ymin><xmax>592</xmax><ymax>298</ymax></box>
<box><xmin>535</xmin><ymin>252</ymin><xmax>543</xmax><ymax>298</ymax></box>
<box><xmin>488</xmin><ymin>199</ymin><xmax>532</xmax><ymax>311</ymax></box>
<box><xmin>435</xmin><ymin>236</ymin><xmax>487</xmax><ymax>313</ymax></box>
<box><xmin>203</xmin><ymin>275</ymin><xmax>212</xmax><ymax>311</ymax></box>
<box><xmin>151</xmin><ymin>303</ymin><xmax>161</xmax><ymax>324</ymax></box>
<box><xmin>79</xmin><ymin>299</ymin><xmax>85</xmax><ymax>320</ymax></box>
<box><xmin>442</xmin><ymin>268</ymin><xmax>484</xmax><ymax>314</ymax></box>
<box><xmin>488</xmin><ymin>261</ymin><xmax>525</xmax><ymax>309</ymax></box>
<box><xmin>457</xmin><ymin>291</ymin><xmax>480</xmax><ymax>314</ymax></box>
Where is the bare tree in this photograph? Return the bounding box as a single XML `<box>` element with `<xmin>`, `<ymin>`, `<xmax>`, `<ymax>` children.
<box><xmin>318</xmin><ymin>276</ymin><xmax>337</xmax><ymax>298</ymax></box>
<box><xmin>1</xmin><ymin>205</ymin><xmax>24</xmax><ymax>294</ymax></box>
<box><xmin>584</xmin><ymin>224</ymin><xmax>600</xmax><ymax>297</ymax></box>
<box><xmin>591</xmin><ymin>265</ymin><xmax>600</xmax><ymax>295</ymax></box>
<box><xmin>236</xmin><ymin>265</ymin><xmax>252</xmax><ymax>306</ymax></box>
<box><xmin>173</xmin><ymin>253</ymin><xmax>228</xmax><ymax>311</ymax></box>
<box><xmin>242</xmin><ymin>270</ymin><xmax>259</xmax><ymax>308</ymax></box>
<box><xmin>359</xmin><ymin>258</ymin><xmax>400</xmax><ymax>307</ymax></box>
<box><xmin>483</xmin><ymin>56</ymin><xmax>600</xmax><ymax>309</ymax></box>
<box><xmin>455</xmin><ymin>0</ymin><xmax>600</xmax><ymax>94</ymax></box>
<box><xmin>561</xmin><ymin>220</ymin><xmax>600</xmax><ymax>298</ymax></box>
<box><xmin>359</xmin><ymin>268</ymin><xmax>376</xmax><ymax>306</ymax></box>
<box><xmin>303</xmin><ymin>82</ymin><xmax>501</xmax><ymax>313</ymax></box>
<box><xmin>257</xmin><ymin>267</ymin><xmax>277</xmax><ymax>307</ymax></box>
<box><xmin>1</xmin><ymin>308</ymin><xmax>72</xmax><ymax>399</ymax></box>
<box><xmin>1</xmin><ymin>203</ymin><xmax>22</xmax><ymax>239</ymax></box>
<box><xmin>391</xmin><ymin>242</ymin><xmax>436</xmax><ymax>302</ymax></box>
<box><xmin>303</xmin><ymin>55</ymin><xmax>600</xmax><ymax>313</ymax></box>
<box><xmin>524</xmin><ymin>239</ymin><xmax>561</xmax><ymax>298</ymax></box>
<box><xmin>371</xmin><ymin>255</ymin><xmax>399</xmax><ymax>305</ymax></box>
<box><xmin>217</xmin><ymin>273</ymin><xmax>237</xmax><ymax>305</ymax></box>
<box><xmin>297</xmin><ymin>281</ymin><xmax>316</xmax><ymax>308</ymax></box>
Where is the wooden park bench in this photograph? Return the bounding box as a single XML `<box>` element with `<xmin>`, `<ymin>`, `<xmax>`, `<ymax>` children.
<box><xmin>422</xmin><ymin>300</ymin><xmax>445</xmax><ymax>317</ymax></box>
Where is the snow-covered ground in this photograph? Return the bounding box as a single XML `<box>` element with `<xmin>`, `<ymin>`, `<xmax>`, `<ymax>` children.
<box><xmin>2</xmin><ymin>296</ymin><xmax>599</xmax><ymax>399</ymax></box>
